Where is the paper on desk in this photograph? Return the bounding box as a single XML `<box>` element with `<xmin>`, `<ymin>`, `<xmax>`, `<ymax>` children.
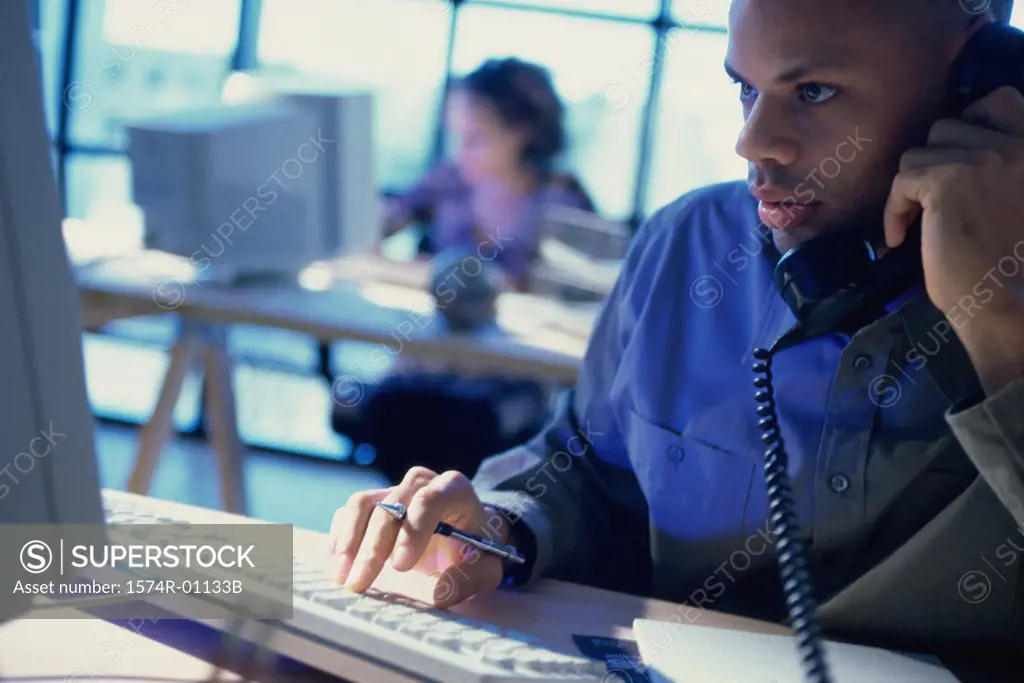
<box><xmin>633</xmin><ymin>619</ymin><xmax>960</xmax><ymax>683</ymax></box>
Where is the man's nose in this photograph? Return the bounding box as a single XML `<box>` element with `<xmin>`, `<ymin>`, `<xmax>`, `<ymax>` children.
<box><xmin>734</xmin><ymin>98</ymin><xmax>800</xmax><ymax>168</ymax></box>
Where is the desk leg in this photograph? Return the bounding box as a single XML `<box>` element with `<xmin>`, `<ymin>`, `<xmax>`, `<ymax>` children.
<box><xmin>202</xmin><ymin>339</ymin><xmax>248</xmax><ymax>515</ymax></box>
<box><xmin>127</xmin><ymin>333</ymin><xmax>201</xmax><ymax>496</ymax></box>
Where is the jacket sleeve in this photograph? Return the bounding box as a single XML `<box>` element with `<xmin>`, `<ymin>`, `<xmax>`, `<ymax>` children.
<box><xmin>945</xmin><ymin>377</ymin><xmax>1024</xmax><ymax>528</ymax></box>
<box><xmin>470</xmin><ymin>213</ymin><xmax>662</xmax><ymax>595</ymax></box>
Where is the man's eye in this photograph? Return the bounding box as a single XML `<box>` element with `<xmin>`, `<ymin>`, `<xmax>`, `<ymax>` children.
<box><xmin>800</xmin><ymin>83</ymin><xmax>838</xmax><ymax>103</ymax></box>
<box><xmin>737</xmin><ymin>82</ymin><xmax>757</xmax><ymax>102</ymax></box>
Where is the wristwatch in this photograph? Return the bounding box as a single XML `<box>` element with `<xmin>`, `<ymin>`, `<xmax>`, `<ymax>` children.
<box><xmin>485</xmin><ymin>505</ymin><xmax>537</xmax><ymax>588</ymax></box>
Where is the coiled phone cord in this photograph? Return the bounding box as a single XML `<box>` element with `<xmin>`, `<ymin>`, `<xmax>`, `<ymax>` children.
<box><xmin>752</xmin><ymin>347</ymin><xmax>833</xmax><ymax>683</ymax></box>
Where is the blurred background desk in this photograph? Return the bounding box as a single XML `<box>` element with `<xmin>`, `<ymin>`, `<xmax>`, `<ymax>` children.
<box><xmin>69</xmin><ymin>219</ymin><xmax>597</xmax><ymax>514</ymax></box>
<box><xmin>76</xmin><ymin>252</ymin><xmax>596</xmax><ymax>383</ymax></box>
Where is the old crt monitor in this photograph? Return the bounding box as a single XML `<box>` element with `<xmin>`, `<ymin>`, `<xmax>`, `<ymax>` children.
<box><xmin>222</xmin><ymin>69</ymin><xmax>381</xmax><ymax>261</ymax></box>
<box><xmin>127</xmin><ymin>77</ymin><xmax>378</xmax><ymax>279</ymax></box>
<box><xmin>126</xmin><ymin>101</ymin><xmax>326</xmax><ymax>278</ymax></box>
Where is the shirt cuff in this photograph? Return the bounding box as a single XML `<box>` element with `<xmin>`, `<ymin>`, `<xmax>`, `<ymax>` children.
<box><xmin>945</xmin><ymin>377</ymin><xmax>1024</xmax><ymax>527</ymax></box>
<box><xmin>476</xmin><ymin>489</ymin><xmax>553</xmax><ymax>587</ymax></box>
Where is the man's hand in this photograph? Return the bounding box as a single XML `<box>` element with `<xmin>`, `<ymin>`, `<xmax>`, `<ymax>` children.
<box><xmin>327</xmin><ymin>467</ymin><xmax>508</xmax><ymax>608</ymax></box>
<box><xmin>884</xmin><ymin>85</ymin><xmax>1024</xmax><ymax>394</ymax></box>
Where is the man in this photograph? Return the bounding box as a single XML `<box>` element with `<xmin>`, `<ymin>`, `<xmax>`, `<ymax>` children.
<box><xmin>329</xmin><ymin>0</ymin><xmax>1024</xmax><ymax>653</ymax></box>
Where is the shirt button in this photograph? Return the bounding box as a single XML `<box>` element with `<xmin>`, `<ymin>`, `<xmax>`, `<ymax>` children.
<box><xmin>853</xmin><ymin>355</ymin><xmax>873</xmax><ymax>372</ymax></box>
<box><xmin>829</xmin><ymin>474</ymin><xmax>851</xmax><ymax>493</ymax></box>
<box><xmin>668</xmin><ymin>445</ymin><xmax>684</xmax><ymax>463</ymax></box>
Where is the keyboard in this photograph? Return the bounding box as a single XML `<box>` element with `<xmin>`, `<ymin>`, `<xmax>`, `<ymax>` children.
<box><xmin>100</xmin><ymin>491</ymin><xmax>610</xmax><ymax>683</ymax></box>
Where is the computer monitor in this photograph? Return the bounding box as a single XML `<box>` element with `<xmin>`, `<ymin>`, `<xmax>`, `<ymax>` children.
<box><xmin>221</xmin><ymin>68</ymin><xmax>381</xmax><ymax>261</ymax></box>
<box><xmin>0</xmin><ymin>0</ymin><xmax>104</xmax><ymax>530</ymax></box>
<box><xmin>126</xmin><ymin>100</ymin><xmax>326</xmax><ymax>278</ymax></box>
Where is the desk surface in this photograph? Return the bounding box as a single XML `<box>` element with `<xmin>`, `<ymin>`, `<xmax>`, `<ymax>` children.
<box><xmin>70</xmin><ymin>223</ymin><xmax>597</xmax><ymax>383</ymax></box>
<box><xmin>0</xmin><ymin>605</ymin><xmax>337</xmax><ymax>683</ymax></box>
<box><xmin>5</xmin><ymin>584</ymin><xmax>1019</xmax><ymax>683</ymax></box>
<box><xmin>0</xmin><ymin>583</ymin><xmax>782</xmax><ymax>683</ymax></box>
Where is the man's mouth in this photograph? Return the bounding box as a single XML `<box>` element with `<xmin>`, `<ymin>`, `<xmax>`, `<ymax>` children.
<box><xmin>757</xmin><ymin>199</ymin><xmax>819</xmax><ymax>231</ymax></box>
<box><xmin>748</xmin><ymin>185</ymin><xmax>822</xmax><ymax>230</ymax></box>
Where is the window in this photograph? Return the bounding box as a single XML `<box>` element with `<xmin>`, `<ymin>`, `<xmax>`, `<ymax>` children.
<box><xmin>451</xmin><ymin>4</ymin><xmax>654</xmax><ymax>220</ymax></box>
<box><xmin>53</xmin><ymin>0</ymin><xmax>759</xmax><ymax>461</ymax></box>
<box><xmin>64</xmin><ymin>153</ymin><xmax>143</xmax><ymax>233</ymax></box>
<box><xmin>1013</xmin><ymin>2</ymin><xmax>1023</xmax><ymax>27</ymax></box>
<box><xmin>468</xmin><ymin>0</ymin><xmax>660</xmax><ymax>20</ymax></box>
<box><xmin>36</xmin><ymin>0</ymin><xmax>68</xmax><ymax>138</ymax></box>
<box><xmin>672</xmin><ymin>0</ymin><xmax>731</xmax><ymax>27</ymax></box>
<box><xmin>257</xmin><ymin>0</ymin><xmax>452</xmax><ymax>190</ymax></box>
<box><xmin>644</xmin><ymin>29</ymin><xmax>746</xmax><ymax>214</ymax></box>
<box><xmin>67</xmin><ymin>0</ymin><xmax>240</xmax><ymax>150</ymax></box>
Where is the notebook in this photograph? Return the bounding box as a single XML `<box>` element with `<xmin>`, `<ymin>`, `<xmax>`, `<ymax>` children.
<box><xmin>632</xmin><ymin>619</ymin><xmax>960</xmax><ymax>683</ymax></box>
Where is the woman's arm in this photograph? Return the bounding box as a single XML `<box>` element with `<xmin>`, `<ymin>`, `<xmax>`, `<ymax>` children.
<box><xmin>380</xmin><ymin>163</ymin><xmax>461</xmax><ymax>238</ymax></box>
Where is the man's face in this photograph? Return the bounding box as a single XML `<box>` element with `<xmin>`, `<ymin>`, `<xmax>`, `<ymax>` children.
<box><xmin>727</xmin><ymin>0</ymin><xmax>956</xmax><ymax>253</ymax></box>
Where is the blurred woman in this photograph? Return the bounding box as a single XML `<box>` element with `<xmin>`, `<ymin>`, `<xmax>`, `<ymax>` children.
<box><xmin>333</xmin><ymin>58</ymin><xmax>594</xmax><ymax>483</ymax></box>
<box><xmin>382</xmin><ymin>56</ymin><xmax>594</xmax><ymax>291</ymax></box>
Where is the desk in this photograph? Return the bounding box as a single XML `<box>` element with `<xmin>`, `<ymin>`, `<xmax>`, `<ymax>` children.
<box><xmin>4</xmin><ymin>582</ymin><xmax>1018</xmax><ymax>683</ymax></box>
<box><xmin>76</xmin><ymin>251</ymin><xmax>595</xmax><ymax>381</ymax></box>
<box><xmin>69</xmin><ymin>220</ymin><xmax>597</xmax><ymax>514</ymax></box>
<box><xmin>0</xmin><ymin>605</ymin><xmax>338</xmax><ymax>682</ymax></box>
<box><xmin>0</xmin><ymin>585</ymin><xmax>783</xmax><ymax>683</ymax></box>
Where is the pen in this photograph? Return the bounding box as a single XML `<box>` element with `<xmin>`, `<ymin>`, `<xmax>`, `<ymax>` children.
<box><xmin>374</xmin><ymin>501</ymin><xmax>525</xmax><ymax>565</ymax></box>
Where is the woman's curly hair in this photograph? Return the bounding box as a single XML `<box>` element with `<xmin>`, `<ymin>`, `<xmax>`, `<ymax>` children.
<box><xmin>455</xmin><ymin>57</ymin><xmax>593</xmax><ymax>209</ymax></box>
<box><xmin>456</xmin><ymin>57</ymin><xmax>568</xmax><ymax>175</ymax></box>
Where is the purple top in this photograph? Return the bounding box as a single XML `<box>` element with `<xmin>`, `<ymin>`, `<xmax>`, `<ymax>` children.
<box><xmin>387</xmin><ymin>162</ymin><xmax>593</xmax><ymax>282</ymax></box>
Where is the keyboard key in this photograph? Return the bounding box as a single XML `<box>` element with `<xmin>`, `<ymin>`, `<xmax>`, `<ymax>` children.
<box><xmin>372</xmin><ymin>604</ymin><xmax>420</xmax><ymax>630</ymax></box>
<box><xmin>396</xmin><ymin>613</ymin><xmax>445</xmax><ymax>639</ymax></box>
<box><xmin>347</xmin><ymin>598</ymin><xmax>384</xmax><ymax>621</ymax></box>
<box><xmin>302</xmin><ymin>588</ymin><xmax>351</xmax><ymax>604</ymax></box>
<box><xmin>308</xmin><ymin>591</ymin><xmax>360</xmax><ymax>611</ymax></box>
<box><xmin>479</xmin><ymin>639</ymin><xmax>526</xmax><ymax>670</ymax></box>
<box><xmin>423</xmin><ymin>622</ymin><xmax>467</xmax><ymax>650</ymax></box>
<box><xmin>513</xmin><ymin>651</ymin><xmax>562</xmax><ymax>675</ymax></box>
<box><xmin>454</xmin><ymin>628</ymin><xmax>502</xmax><ymax>653</ymax></box>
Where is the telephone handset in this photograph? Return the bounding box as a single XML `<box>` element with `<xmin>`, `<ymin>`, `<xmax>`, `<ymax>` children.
<box><xmin>752</xmin><ymin>22</ymin><xmax>1024</xmax><ymax>683</ymax></box>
